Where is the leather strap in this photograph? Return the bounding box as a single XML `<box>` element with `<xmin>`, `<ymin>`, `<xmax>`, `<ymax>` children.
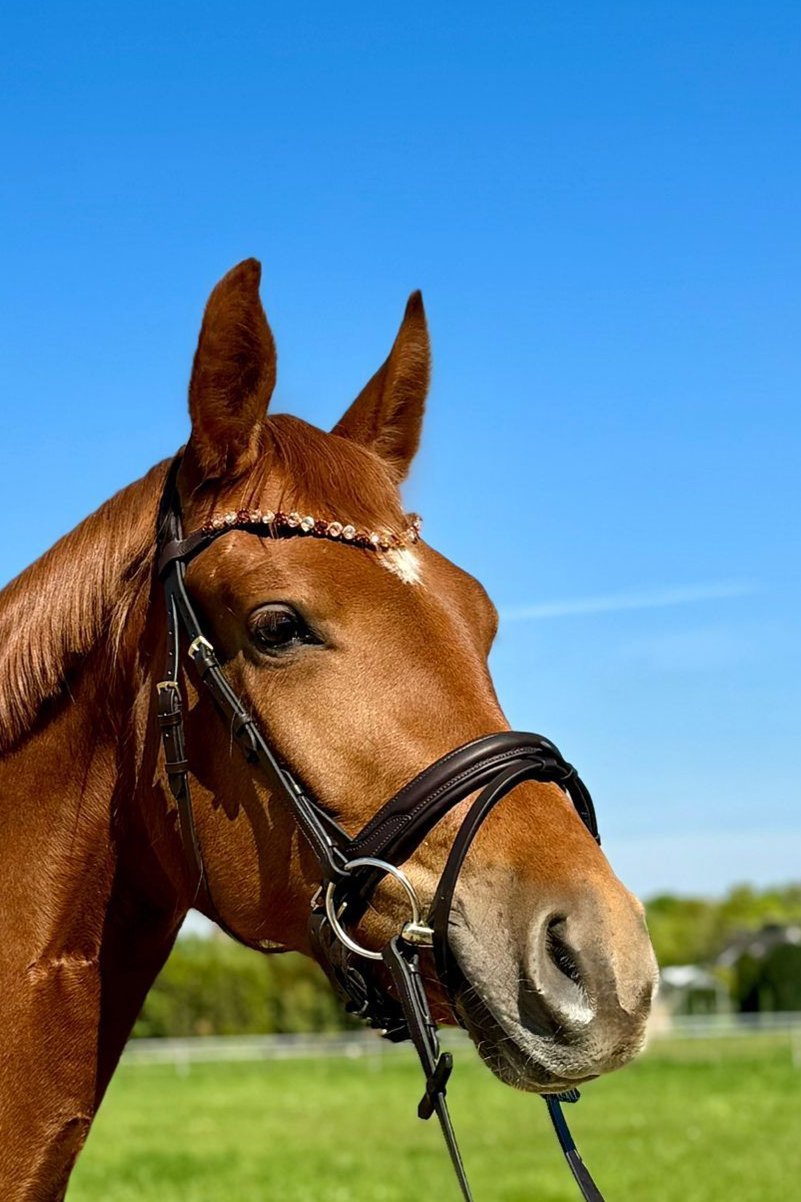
<box><xmin>348</xmin><ymin>731</ymin><xmax>598</xmax><ymax>864</ymax></box>
<box><xmin>382</xmin><ymin>937</ymin><xmax>473</xmax><ymax>1202</ymax></box>
<box><xmin>545</xmin><ymin>1095</ymin><xmax>606</xmax><ymax>1202</ymax></box>
<box><xmin>155</xmin><ymin>594</ymin><xmax>204</xmax><ymax>888</ymax></box>
<box><xmin>163</xmin><ymin>533</ymin><xmax>351</xmax><ymax>883</ymax></box>
<box><xmin>340</xmin><ymin>734</ymin><xmax>598</xmax><ymax>917</ymax></box>
<box><xmin>428</xmin><ymin>760</ymin><xmax>567</xmax><ymax>996</ymax></box>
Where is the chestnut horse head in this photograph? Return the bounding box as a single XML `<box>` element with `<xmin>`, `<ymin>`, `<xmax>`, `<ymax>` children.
<box><xmin>0</xmin><ymin>259</ymin><xmax>656</xmax><ymax>1200</ymax></box>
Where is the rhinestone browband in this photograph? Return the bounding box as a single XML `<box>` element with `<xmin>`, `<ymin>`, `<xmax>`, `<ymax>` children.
<box><xmin>201</xmin><ymin>508</ymin><xmax>422</xmax><ymax>552</ymax></box>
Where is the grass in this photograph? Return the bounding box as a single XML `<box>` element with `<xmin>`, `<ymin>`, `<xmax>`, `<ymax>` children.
<box><xmin>68</xmin><ymin>1033</ymin><xmax>801</xmax><ymax>1202</ymax></box>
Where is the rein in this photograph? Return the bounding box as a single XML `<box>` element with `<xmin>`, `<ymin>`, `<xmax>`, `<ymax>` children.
<box><xmin>155</xmin><ymin>458</ymin><xmax>606</xmax><ymax>1202</ymax></box>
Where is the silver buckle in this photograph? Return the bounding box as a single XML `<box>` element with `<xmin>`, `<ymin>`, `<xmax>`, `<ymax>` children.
<box><xmin>188</xmin><ymin>635</ymin><xmax>214</xmax><ymax>659</ymax></box>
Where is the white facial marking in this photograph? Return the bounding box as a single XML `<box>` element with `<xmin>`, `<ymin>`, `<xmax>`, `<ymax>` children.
<box><xmin>380</xmin><ymin>548</ymin><xmax>422</xmax><ymax>585</ymax></box>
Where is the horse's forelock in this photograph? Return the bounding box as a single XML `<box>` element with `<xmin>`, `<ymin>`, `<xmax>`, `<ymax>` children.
<box><xmin>244</xmin><ymin>414</ymin><xmax>408</xmax><ymax>533</ymax></box>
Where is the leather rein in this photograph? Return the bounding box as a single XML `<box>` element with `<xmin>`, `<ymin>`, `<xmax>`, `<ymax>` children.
<box><xmin>155</xmin><ymin>458</ymin><xmax>606</xmax><ymax>1202</ymax></box>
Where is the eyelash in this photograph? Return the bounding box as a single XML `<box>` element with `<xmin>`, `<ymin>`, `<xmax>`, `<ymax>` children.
<box><xmin>249</xmin><ymin>603</ymin><xmax>320</xmax><ymax>653</ymax></box>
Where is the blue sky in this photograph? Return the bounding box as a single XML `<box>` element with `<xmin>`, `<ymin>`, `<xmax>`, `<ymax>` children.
<box><xmin>1</xmin><ymin>2</ymin><xmax>798</xmax><ymax>897</ymax></box>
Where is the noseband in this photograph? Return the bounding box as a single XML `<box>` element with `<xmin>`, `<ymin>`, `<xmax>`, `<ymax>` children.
<box><xmin>155</xmin><ymin>458</ymin><xmax>605</xmax><ymax>1202</ymax></box>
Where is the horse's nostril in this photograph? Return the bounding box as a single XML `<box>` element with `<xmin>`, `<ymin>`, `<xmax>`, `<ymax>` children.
<box><xmin>545</xmin><ymin>916</ymin><xmax>583</xmax><ymax>988</ymax></box>
<box><xmin>517</xmin><ymin>916</ymin><xmax>589</xmax><ymax>1038</ymax></box>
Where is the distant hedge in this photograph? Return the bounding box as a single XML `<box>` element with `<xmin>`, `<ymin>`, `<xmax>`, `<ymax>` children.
<box><xmin>134</xmin><ymin>936</ymin><xmax>354</xmax><ymax>1037</ymax></box>
<box><xmin>646</xmin><ymin>884</ymin><xmax>801</xmax><ymax>967</ymax></box>
<box><xmin>734</xmin><ymin>942</ymin><xmax>801</xmax><ymax>1013</ymax></box>
<box><xmin>134</xmin><ymin>882</ymin><xmax>801</xmax><ymax>1037</ymax></box>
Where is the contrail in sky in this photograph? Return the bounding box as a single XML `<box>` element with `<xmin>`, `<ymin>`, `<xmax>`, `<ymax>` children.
<box><xmin>499</xmin><ymin>580</ymin><xmax>758</xmax><ymax>623</ymax></box>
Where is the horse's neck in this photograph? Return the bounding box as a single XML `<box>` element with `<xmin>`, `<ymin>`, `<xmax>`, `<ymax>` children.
<box><xmin>0</xmin><ymin>462</ymin><xmax>188</xmax><ymax>1200</ymax></box>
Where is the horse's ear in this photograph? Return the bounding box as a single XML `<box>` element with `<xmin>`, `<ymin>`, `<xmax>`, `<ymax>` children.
<box><xmin>333</xmin><ymin>292</ymin><xmax>430</xmax><ymax>482</ymax></box>
<box><xmin>186</xmin><ymin>258</ymin><xmax>276</xmax><ymax>481</ymax></box>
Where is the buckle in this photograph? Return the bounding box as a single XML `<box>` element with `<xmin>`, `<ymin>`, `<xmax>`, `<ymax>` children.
<box><xmin>156</xmin><ymin>680</ymin><xmax>182</xmax><ymax>723</ymax></box>
<box><xmin>188</xmin><ymin>634</ymin><xmax>214</xmax><ymax>658</ymax></box>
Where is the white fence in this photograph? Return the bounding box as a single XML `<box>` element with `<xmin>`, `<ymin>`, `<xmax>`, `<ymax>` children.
<box><xmin>123</xmin><ymin>1031</ymin><xmax>416</xmax><ymax>1066</ymax></box>
<box><xmin>650</xmin><ymin>1010</ymin><xmax>801</xmax><ymax>1038</ymax></box>
<box><xmin>122</xmin><ymin>1012</ymin><xmax>801</xmax><ymax>1069</ymax></box>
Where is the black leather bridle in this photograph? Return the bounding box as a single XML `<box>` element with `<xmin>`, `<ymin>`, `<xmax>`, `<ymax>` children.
<box><xmin>155</xmin><ymin>457</ymin><xmax>605</xmax><ymax>1202</ymax></box>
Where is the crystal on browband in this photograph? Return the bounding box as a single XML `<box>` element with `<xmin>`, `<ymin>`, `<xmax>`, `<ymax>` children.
<box><xmin>200</xmin><ymin>508</ymin><xmax>422</xmax><ymax>552</ymax></box>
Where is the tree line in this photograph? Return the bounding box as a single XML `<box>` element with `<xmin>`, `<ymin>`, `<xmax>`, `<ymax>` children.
<box><xmin>134</xmin><ymin>882</ymin><xmax>801</xmax><ymax>1037</ymax></box>
<box><xmin>646</xmin><ymin>883</ymin><xmax>801</xmax><ymax>965</ymax></box>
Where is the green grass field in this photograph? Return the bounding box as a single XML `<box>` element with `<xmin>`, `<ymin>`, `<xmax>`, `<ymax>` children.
<box><xmin>68</xmin><ymin>1033</ymin><xmax>800</xmax><ymax>1202</ymax></box>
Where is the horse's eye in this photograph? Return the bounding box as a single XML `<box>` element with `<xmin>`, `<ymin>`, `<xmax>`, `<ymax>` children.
<box><xmin>249</xmin><ymin>604</ymin><xmax>317</xmax><ymax>653</ymax></box>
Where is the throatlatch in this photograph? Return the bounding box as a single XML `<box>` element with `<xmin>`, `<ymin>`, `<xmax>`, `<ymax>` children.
<box><xmin>155</xmin><ymin>456</ymin><xmax>606</xmax><ymax>1202</ymax></box>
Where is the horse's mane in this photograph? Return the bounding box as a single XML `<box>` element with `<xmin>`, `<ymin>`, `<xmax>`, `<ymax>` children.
<box><xmin>0</xmin><ymin>461</ymin><xmax>168</xmax><ymax>754</ymax></box>
<box><xmin>0</xmin><ymin>414</ymin><xmax>404</xmax><ymax>756</ymax></box>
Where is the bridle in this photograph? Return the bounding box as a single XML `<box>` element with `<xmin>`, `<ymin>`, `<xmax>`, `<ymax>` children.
<box><xmin>155</xmin><ymin>456</ymin><xmax>606</xmax><ymax>1202</ymax></box>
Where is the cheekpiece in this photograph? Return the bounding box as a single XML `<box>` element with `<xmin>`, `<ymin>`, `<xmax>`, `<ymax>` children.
<box><xmin>200</xmin><ymin>508</ymin><xmax>422</xmax><ymax>553</ymax></box>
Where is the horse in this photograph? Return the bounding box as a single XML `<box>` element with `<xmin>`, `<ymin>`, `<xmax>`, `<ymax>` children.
<box><xmin>0</xmin><ymin>259</ymin><xmax>658</xmax><ymax>1201</ymax></box>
